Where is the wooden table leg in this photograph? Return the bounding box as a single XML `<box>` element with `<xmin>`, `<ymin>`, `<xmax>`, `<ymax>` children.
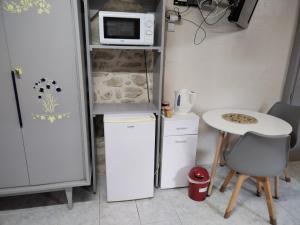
<box><xmin>220</xmin><ymin>133</ymin><xmax>230</xmax><ymax>166</ymax></box>
<box><xmin>207</xmin><ymin>131</ymin><xmax>225</xmax><ymax>196</ymax></box>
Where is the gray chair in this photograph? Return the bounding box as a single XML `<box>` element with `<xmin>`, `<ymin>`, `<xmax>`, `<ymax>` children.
<box><xmin>219</xmin><ymin>132</ymin><xmax>290</xmax><ymax>225</ymax></box>
<box><xmin>268</xmin><ymin>102</ymin><xmax>300</xmax><ymax>182</ymax></box>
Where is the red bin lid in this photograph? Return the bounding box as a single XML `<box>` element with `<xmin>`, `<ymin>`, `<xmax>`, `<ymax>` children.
<box><xmin>188</xmin><ymin>167</ymin><xmax>209</xmax><ymax>183</ymax></box>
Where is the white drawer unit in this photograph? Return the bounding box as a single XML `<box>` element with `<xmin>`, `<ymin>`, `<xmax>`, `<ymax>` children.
<box><xmin>163</xmin><ymin>118</ymin><xmax>199</xmax><ymax>136</ymax></box>
<box><xmin>160</xmin><ymin>113</ymin><xmax>199</xmax><ymax>189</ymax></box>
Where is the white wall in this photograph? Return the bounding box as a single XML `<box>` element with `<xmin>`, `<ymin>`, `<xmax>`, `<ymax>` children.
<box><xmin>164</xmin><ymin>0</ymin><xmax>299</xmax><ymax>164</ymax></box>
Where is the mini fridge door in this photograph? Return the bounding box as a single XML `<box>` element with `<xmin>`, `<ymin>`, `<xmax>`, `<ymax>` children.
<box><xmin>104</xmin><ymin>114</ymin><xmax>156</xmax><ymax>202</ymax></box>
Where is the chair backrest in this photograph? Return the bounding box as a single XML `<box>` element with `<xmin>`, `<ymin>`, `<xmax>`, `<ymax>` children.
<box><xmin>226</xmin><ymin>132</ymin><xmax>290</xmax><ymax>177</ymax></box>
<box><xmin>268</xmin><ymin>102</ymin><xmax>300</xmax><ymax>149</ymax></box>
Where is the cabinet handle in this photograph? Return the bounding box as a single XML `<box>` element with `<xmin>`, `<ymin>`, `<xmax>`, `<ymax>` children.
<box><xmin>11</xmin><ymin>71</ymin><xmax>23</xmax><ymax>128</ymax></box>
<box><xmin>176</xmin><ymin>127</ymin><xmax>188</xmax><ymax>130</ymax></box>
<box><xmin>175</xmin><ymin>140</ymin><xmax>187</xmax><ymax>144</ymax></box>
<box><xmin>14</xmin><ymin>67</ymin><xmax>23</xmax><ymax>78</ymax></box>
<box><xmin>127</xmin><ymin>125</ymin><xmax>135</xmax><ymax>128</ymax></box>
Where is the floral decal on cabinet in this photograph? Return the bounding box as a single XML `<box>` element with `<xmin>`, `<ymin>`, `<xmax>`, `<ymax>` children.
<box><xmin>32</xmin><ymin>78</ymin><xmax>70</xmax><ymax>123</ymax></box>
<box><xmin>2</xmin><ymin>0</ymin><xmax>51</xmax><ymax>14</ymax></box>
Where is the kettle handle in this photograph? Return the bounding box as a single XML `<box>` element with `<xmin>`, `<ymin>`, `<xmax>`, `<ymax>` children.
<box><xmin>176</xmin><ymin>94</ymin><xmax>181</xmax><ymax>106</ymax></box>
<box><xmin>189</xmin><ymin>91</ymin><xmax>196</xmax><ymax>105</ymax></box>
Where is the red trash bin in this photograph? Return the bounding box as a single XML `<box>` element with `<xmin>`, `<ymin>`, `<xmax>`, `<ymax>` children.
<box><xmin>188</xmin><ymin>167</ymin><xmax>210</xmax><ymax>201</ymax></box>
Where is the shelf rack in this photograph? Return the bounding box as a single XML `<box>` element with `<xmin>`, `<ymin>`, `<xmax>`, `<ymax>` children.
<box><xmin>93</xmin><ymin>103</ymin><xmax>160</xmax><ymax>115</ymax></box>
<box><xmin>82</xmin><ymin>0</ymin><xmax>166</xmax><ymax>190</ymax></box>
<box><xmin>89</xmin><ymin>45</ymin><xmax>162</xmax><ymax>51</ymax></box>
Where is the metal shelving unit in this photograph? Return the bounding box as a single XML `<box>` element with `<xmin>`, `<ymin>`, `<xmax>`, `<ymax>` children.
<box><xmin>89</xmin><ymin>45</ymin><xmax>162</xmax><ymax>51</ymax></box>
<box><xmin>82</xmin><ymin>0</ymin><xmax>165</xmax><ymax>191</ymax></box>
<box><xmin>93</xmin><ymin>103</ymin><xmax>159</xmax><ymax>115</ymax></box>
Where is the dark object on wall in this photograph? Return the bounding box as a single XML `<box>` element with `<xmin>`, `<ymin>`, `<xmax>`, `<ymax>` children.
<box><xmin>228</xmin><ymin>0</ymin><xmax>259</xmax><ymax>28</ymax></box>
<box><xmin>174</xmin><ymin>0</ymin><xmax>216</xmax><ymax>8</ymax></box>
<box><xmin>174</xmin><ymin>0</ymin><xmax>189</xmax><ymax>7</ymax></box>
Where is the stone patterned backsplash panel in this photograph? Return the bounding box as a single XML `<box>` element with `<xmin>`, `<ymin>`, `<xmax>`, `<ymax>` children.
<box><xmin>92</xmin><ymin>49</ymin><xmax>154</xmax><ymax>104</ymax></box>
<box><xmin>93</xmin><ymin>72</ymin><xmax>153</xmax><ymax>104</ymax></box>
<box><xmin>92</xmin><ymin>49</ymin><xmax>153</xmax><ymax>72</ymax></box>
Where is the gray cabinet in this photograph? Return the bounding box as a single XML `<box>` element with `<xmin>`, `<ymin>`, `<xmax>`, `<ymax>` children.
<box><xmin>0</xmin><ymin>0</ymin><xmax>90</xmax><ymax>207</ymax></box>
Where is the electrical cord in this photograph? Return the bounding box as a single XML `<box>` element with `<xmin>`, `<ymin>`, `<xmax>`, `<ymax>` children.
<box><xmin>144</xmin><ymin>50</ymin><xmax>151</xmax><ymax>103</ymax></box>
<box><xmin>165</xmin><ymin>4</ymin><xmax>206</xmax><ymax>45</ymax></box>
<box><xmin>166</xmin><ymin>0</ymin><xmax>231</xmax><ymax>45</ymax></box>
<box><xmin>166</xmin><ymin>5</ymin><xmax>190</xmax><ymax>21</ymax></box>
<box><xmin>181</xmin><ymin>18</ymin><xmax>207</xmax><ymax>45</ymax></box>
<box><xmin>174</xmin><ymin>6</ymin><xmax>190</xmax><ymax>15</ymax></box>
<box><xmin>182</xmin><ymin>0</ymin><xmax>218</xmax><ymax>45</ymax></box>
<box><xmin>197</xmin><ymin>0</ymin><xmax>232</xmax><ymax>25</ymax></box>
<box><xmin>188</xmin><ymin>0</ymin><xmax>232</xmax><ymax>45</ymax></box>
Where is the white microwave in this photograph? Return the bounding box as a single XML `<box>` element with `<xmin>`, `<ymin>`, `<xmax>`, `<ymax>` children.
<box><xmin>99</xmin><ymin>11</ymin><xmax>155</xmax><ymax>46</ymax></box>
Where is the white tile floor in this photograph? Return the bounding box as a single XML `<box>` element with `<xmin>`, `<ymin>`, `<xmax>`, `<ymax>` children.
<box><xmin>1</xmin><ymin>163</ymin><xmax>300</xmax><ymax>225</ymax></box>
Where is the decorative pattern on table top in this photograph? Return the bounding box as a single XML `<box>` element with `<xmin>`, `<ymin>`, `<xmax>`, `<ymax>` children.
<box><xmin>2</xmin><ymin>0</ymin><xmax>51</xmax><ymax>14</ymax></box>
<box><xmin>222</xmin><ymin>113</ymin><xmax>258</xmax><ymax>124</ymax></box>
<box><xmin>32</xmin><ymin>78</ymin><xmax>70</xmax><ymax>123</ymax></box>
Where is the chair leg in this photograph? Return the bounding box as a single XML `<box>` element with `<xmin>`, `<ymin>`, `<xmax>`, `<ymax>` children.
<box><xmin>220</xmin><ymin>170</ymin><xmax>236</xmax><ymax>193</ymax></box>
<box><xmin>284</xmin><ymin>168</ymin><xmax>291</xmax><ymax>183</ymax></box>
<box><xmin>256</xmin><ymin>178</ymin><xmax>263</xmax><ymax>197</ymax></box>
<box><xmin>224</xmin><ymin>174</ymin><xmax>248</xmax><ymax>219</ymax></box>
<box><xmin>274</xmin><ymin>176</ymin><xmax>279</xmax><ymax>199</ymax></box>
<box><xmin>263</xmin><ymin>177</ymin><xmax>277</xmax><ymax>225</ymax></box>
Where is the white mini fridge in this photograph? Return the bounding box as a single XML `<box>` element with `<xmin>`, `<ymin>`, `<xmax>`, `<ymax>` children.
<box><xmin>104</xmin><ymin>114</ymin><xmax>156</xmax><ymax>202</ymax></box>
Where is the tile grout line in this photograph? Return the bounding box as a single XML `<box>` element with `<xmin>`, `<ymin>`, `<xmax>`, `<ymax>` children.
<box><xmin>135</xmin><ymin>200</ymin><xmax>142</xmax><ymax>225</ymax></box>
<box><xmin>175</xmin><ymin>209</ymin><xmax>184</xmax><ymax>225</ymax></box>
<box><xmin>164</xmin><ymin>188</ymin><xmax>185</xmax><ymax>225</ymax></box>
<box><xmin>276</xmin><ymin>199</ymin><xmax>300</xmax><ymax>224</ymax></box>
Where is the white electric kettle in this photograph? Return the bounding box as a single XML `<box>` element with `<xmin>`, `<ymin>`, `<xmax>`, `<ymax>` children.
<box><xmin>174</xmin><ymin>89</ymin><xmax>197</xmax><ymax>114</ymax></box>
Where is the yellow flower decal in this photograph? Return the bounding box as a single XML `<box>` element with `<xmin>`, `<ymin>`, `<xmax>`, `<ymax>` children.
<box><xmin>33</xmin><ymin>113</ymin><xmax>71</xmax><ymax>123</ymax></box>
<box><xmin>42</xmin><ymin>93</ymin><xmax>59</xmax><ymax>113</ymax></box>
<box><xmin>3</xmin><ymin>0</ymin><xmax>51</xmax><ymax>14</ymax></box>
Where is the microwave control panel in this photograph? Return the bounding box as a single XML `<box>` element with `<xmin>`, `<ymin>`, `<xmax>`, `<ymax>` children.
<box><xmin>143</xmin><ymin>14</ymin><xmax>155</xmax><ymax>45</ymax></box>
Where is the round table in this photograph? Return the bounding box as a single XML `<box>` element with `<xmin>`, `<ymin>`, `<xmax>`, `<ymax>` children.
<box><xmin>202</xmin><ymin>109</ymin><xmax>292</xmax><ymax>196</ymax></box>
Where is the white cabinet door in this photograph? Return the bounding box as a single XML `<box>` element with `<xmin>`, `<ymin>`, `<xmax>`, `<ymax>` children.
<box><xmin>0</xmin><ymin>15</ymin><xmax>29</xmax><ymax>189</ymax></box>
<box><xmin>160</xmin><ymin>135</ymin><xmax>198</xmax><ymax>189</ymax></box>
<box><xmin>104</xmin><ymin>120</ymin><xmax>155</xmax><ymax>201</ymax></box>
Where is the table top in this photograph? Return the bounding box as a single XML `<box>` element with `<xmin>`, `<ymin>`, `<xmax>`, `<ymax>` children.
<box><xmin>202</xmin><ymin>109</ymin><xmax>292</xmax><ymax>136</ymax></box>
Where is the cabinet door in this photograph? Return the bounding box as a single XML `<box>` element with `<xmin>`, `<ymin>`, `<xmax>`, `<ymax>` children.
<box><xmin>0</xmin><ymin>14</ymin><xmax>29</xmax><ymax>188</ymax></box>
<box><xmin>2</xmin><ymin>0</ymin><xmax>85</xmax><ymax>185</ymax></box>
<box><xmin>160</xmin><ymin>135</ymin><xmax>198</xmax><ymax>189</ymax></box>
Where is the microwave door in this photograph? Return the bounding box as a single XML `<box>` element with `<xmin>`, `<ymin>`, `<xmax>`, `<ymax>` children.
<box><xmin>103</xmin><ymin>17</ymin><xmax>141</xmax><ymax>45</ymax></box>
